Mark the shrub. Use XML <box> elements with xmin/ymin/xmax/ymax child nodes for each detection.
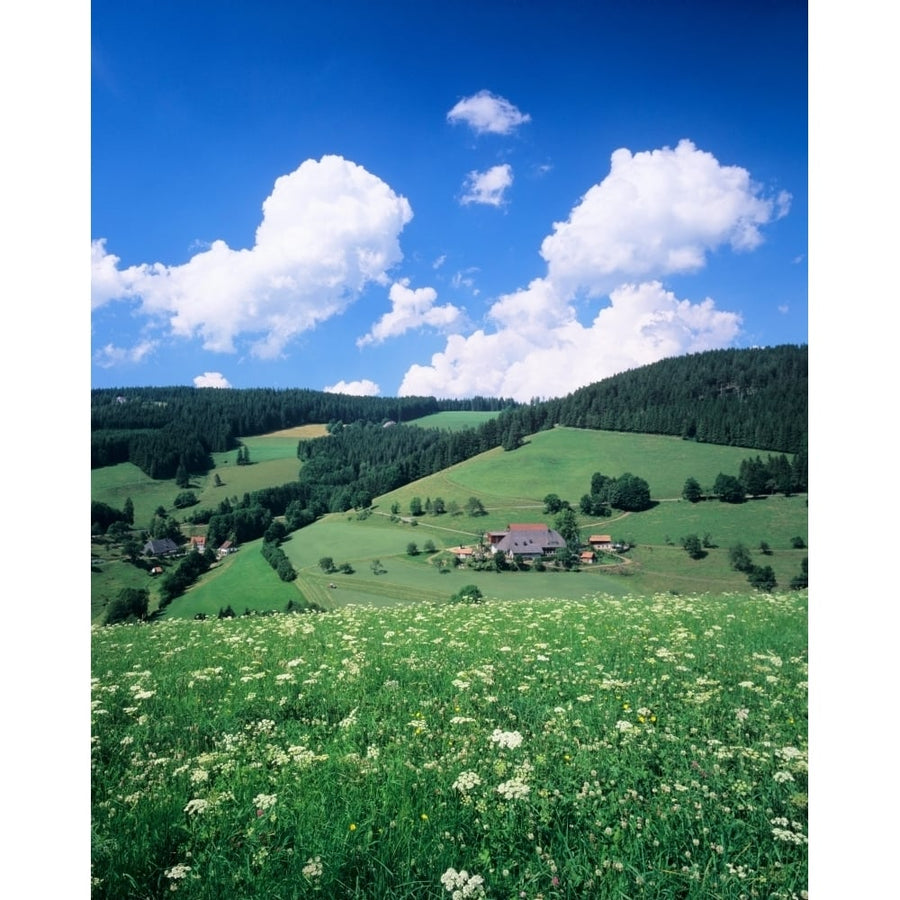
<box><xmin>450</xmin><ymin>584</ymin><xmax>484</xmax><ymax>604</ymax></box>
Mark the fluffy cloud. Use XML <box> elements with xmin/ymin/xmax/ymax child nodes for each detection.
<box><xmin>447</xmin><ymin>90</ymin><xmax>530</xmax><ymax>135</ymax></box>
<box><xmin>324</xmin><ymin>379</ymin><xmax>381</xmax><ymax>396</ymax></box>
<box><xmin>399</xmin><ymin>140</ymin><xmax>784</xmax><ymax>400</ymax></box>
<box><xmin>91</xmin><ymin>155</ymin><xmax>413</xmax><ymax>358</ymax></box>
<box><xmin>193</xmin><ymin>372</ymin><xmax>232</xmax><ymax>388</ymax></box>
<box><xmin>400</xmin><ymin>281</ymin><xmax>741</xmax><ymax>400</ymax></box>
<box><xmin>541</xmin><ymin>139</ymin><xmax>791</xmax><ymax>297</ymax></box>
<box><xmin>460</xmin><ymin>164</ymin><xmax>513</xmax><ymax>207</ymax></box>
<box><xmin>357</xmin><ymin>279</ymin><xmax>465</xmax><ymax>347</ymax></box>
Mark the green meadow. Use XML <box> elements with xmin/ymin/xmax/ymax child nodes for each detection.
<box><xmin>407</xmin><ymin>410</ymin><xmax>502</xmax><ymax>431</ymax></box>
<box><xmin>92</xmin><ymin>421</ymin><xmax>807</xmax><ymax>622</ymax></box>
<box><xmin>92</xmin><ymin>590</ymin><xmax>808</xmax><ymax>899</ymax></box>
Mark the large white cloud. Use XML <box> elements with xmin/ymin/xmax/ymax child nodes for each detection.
<box><xmin>324</xmin><ymin>379</ymin><xmax>381</xmax><ymax>396</ymax></box>
<box><xmin>399</xmin><ymin>140</ymin><xmax>783</xmax><ymax>400</ymax></box>
<box><xmin>357</xmin><ymin>279</ymin><xmax>465</xmax><ymax>347</ymax></box>
<box><xmin>446</xmin><ymin>90</ymin><xmax>531</xmax><ymax>135</ymax></box>
<box><xmin>541</xmin><ymin>139</ymin><xmax>791</xmax><ymax>297</ymax></box>
<box><xmin>400</xmin><ymin>281</ymin><xmax>741</xmax><ymax>400</ymax></box>
<box><xmin>91</xmin><ymin>155</ymin><xmax>413</xmax><ymax>358</ymax></box>
<box><xmin>460</xmin><ymin>164</ymin><xmax>513</xmax><ymax>207</ymax></box>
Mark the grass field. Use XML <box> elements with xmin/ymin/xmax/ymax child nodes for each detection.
<box><xmin>407</xmin><ymin>411</ymin><xmax>502</xmax><ymax>431</ymax></box>
<box><xmin>91</xmin><ymin>589</ymin><xmax>808</xmax><ymax>899</ymax></box>
<box><xmin>92</xmin><ymin>426</ymin><xmax>807</xmax><ymax>622</ymax></box>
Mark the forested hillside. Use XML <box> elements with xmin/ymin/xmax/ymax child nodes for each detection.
<box><xmin>498</xmin><ymin>344</ymin><xmax>807</xmax><ymax>454</ymax></box>
<box><xmin>90</xmin><ymin>387</ymin><xmax>512</xmax><ymax>477</ymax></box>
<box><xmin>91</xmin><ymin>345</ymin><xmax>806</xmax><ymax>485</ymax></box>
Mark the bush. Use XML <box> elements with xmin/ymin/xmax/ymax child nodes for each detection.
<box><xmin>105</xmin><ymin>588</ymin><xmax>149</xmax><ymax>625</ymax></box>
<box><xmin>450</xmin><ymin>584</ymin><xmax>484</xmax><ymax>604</ymax></box>
<box><xmin>728</xmin><ymin>543</ymin><xmax>754</xmax><ymax>573</ymax></box>
<box><xmin>680</xmin><ymin>534</ymin><xmax>704</xmax><ymax>560</ymax></box>
<box><xmin>791</xmin><ymin>536</ymin><xmax>806</xmax><ymax>549</ymax></box>
<box><xmin>173</xmin><ymin>491</ymin><xmax>199</xmax><ymax>510</ymax></box>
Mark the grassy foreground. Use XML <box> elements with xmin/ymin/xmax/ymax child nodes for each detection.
<box><xmin>92</xmin><ymin>591</ymin><xmax>808</xmax><ymax>899</ymax></box>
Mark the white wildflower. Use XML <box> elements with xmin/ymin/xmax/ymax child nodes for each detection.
<box><xmin>253</xmin><ymin>793</ymin><xmax>277</xmax><ymax>811</ymax></box>
<box><xmin>490</xmin><ymin>729</ymin><xmax>523</xmax><ymax>749</ymax></box>
<box><xmin>452</xmin><ymin>771</ymin><xmax>482</xmax><ymax>793</ymax></box>
<box><xmin>183</xmin><ymin>798</ymin><xmax>210</xmax><ymax>816</ymax></box>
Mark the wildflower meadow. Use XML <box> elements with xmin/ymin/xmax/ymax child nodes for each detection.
<box><xmin>91</xmin><ymin>591</ymin><xmax>807</xmax><ymax>899</ymax></box>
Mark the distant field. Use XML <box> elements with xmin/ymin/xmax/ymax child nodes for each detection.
<box><xmin>163</xmin><ymin>542</ymin><xmax>304</xmax><ymax>619</ymax></box>
<box><xmin>408</xmin><ymin>410</ymin><xmax>501</xmax><ymax>430</ymax></box>
<box><xmin>91</xmin><ymin>427</ymin><xmax>320</xmax><ymax>526</ymax></box>
<box><xmin>95</xmin><ymin>425</ymin><xmax>807</xmax><ymax>621</ymax></box>
<box><xmin>375</xmin><ymin>427</ymin><xmax>786</xmax><ymax>515</ymax></box>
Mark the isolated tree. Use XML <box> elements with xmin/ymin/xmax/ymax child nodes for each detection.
<box><xmin>451</xmin><ymin>584</ymin><xmax>483</xmax><ymax>604</ymax></box>
<box><xmin>423</xmin><ymin>539</ymin><xmax>436</xmax><ymax>553</ymax></box>
<box><xmin>105</xmin><ymin>587</ymin><xmax>149</xmax><ymax>625</ymax></box>
<box><xmin>370</xmin><ymin>558</ymin><xmax>385</xmax><ymax>575</ymax></box>
<box><xmin>433</xmin><ymin>497</ymin><xmax>446</xmax><ymax>515</ymax></box>
<box><xmin>543</xmin><ymin>493</ymin><xmax>565</xmax><ymax>514</ymax></box>
<box><xmin>390</xmin><ymin>501</ymin><xmax>400</xmax><ymax>515</ymax></box>
<box><xmin>318</xmin><ymin>556</ymin><xmax>335</xmax><ymax>573</ymax></box>
<box><xmin>682</xmin><ymin>477</ymin><xmax>703</xmax><ymax>503</ymax></box>
<box><xmin>465</xmin><ymin>497</ymin><xmax>486</xmax><ymax>517</ymax></box>
<box><xmin>728</xmin><ymin>543</ymin><xmax>754</xmax><ymax>573</ymax></box>
<box><xmin>213</xmin><ymin>473</ymin><xmax>224</xmax><ymax>487</ymax></box>
<box><xmin>759</xmin><ymin>541</ymin><xmax>772</xmax><ymax>556</ymax></box>
<box><xmin>406</xmin><ymin>542</ymin><xmax>419</xmax><ymax>556</ymax></box>
<box><xmin>791</xmin><ymin>536</ymin><xmax>806</xmax><ymax>549</ymax></box>
<box><xmin>409</xmin><ymin>497</ymin><xmax>423</xmax><ymax>517</ymax></box>
<box><xmin>173</xmin><ymin>490</ymin><xmax>198</xmax><ymax>509</ymax></box>
<box><xmin>748</xmin><ymin>565</ymin><xmax>777</xmax><ymax>592</ymax></box>
<box><xmin>680</xmin><ymin>534</ymin><xmax>704</xmax><ymax>559</ymax></box>
<box><xmin>123</xmin><ymin>497</ymin><xmax>134</xmax><ymax>525</ymax></box>
<box><xmin>175</xmin><ymin>462</ymin><xmax>190</xmax><ymax>488</ymax></box>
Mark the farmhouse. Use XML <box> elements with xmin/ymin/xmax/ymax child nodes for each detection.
<box><xmin>489</xmin><ymin>523</ymin><xmax>566</xmax><ymax>560</ymax></box>
<box><xmin>142</xmin><ymin>538</ymin><xmax>179</xmax><ymax>557</ymax></box>
<box><xmin>216</xmin><ymin>540</ymin><xmax>235</xmax><ymax>559</ymax></box>
<box><xmin>588</xmin><ymin>534</ymin><xmax>613</xmax><ymax>551</ymax></box>
<box><xmin>190</xmin><ymin>536</ymin><xmax>206</xmax><ymax>553</ymax></box>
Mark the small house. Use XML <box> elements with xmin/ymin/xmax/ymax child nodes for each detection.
<box><xmin>190</xmin><ymin>536</ymin><xmax>206</xmax><ymax>553</ymax></box>
<box><xmin>142</xmin><ymin>538</ymin><xmax>179</xmax><ymax>557</ymax></box>
<box><xmin>588</xmin><ymin>534</ymin><xmax>613</xmax><ymax>551</ymax></box>
<box><xmin>580</xmin><ymin>551</ymin><xmax>596</xmax><ymax>564</ymax></box>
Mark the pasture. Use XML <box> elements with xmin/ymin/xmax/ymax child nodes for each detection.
<box><xmin>407</xmin><ymin>410</ymin><xmax>502</xmax><ymax>431</ymax></box>
<box><xmin>91</xmin><ymin>590</ymin><xmax>808</xmax><ymax>899</ymax></box>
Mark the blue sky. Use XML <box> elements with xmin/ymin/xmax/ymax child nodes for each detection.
<box><xmin>91</xmin><ymin>0</ymin><xmax>807</xmax><ymax>400</ymax></box>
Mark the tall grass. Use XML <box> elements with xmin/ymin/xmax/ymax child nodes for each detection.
<box><xmin>92</xmin><ymin>590</ymin><xmax>807</xmax><ymax>899</ymax></box>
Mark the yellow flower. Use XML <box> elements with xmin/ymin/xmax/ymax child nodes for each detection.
<box><xmin>420</xmin><ymin>814</ymin><xmax>429</xmax><ymax>821</ymax></box>
<box><xmin>349</xmin><ymin>823</ymin><xmax>357</xmax><ymax>831</ymax></box>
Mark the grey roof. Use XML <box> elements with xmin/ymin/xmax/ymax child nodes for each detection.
<box><xmin>143</xmin><ymin>538</ymin><xmax>179</xmax><ymax>555</ymax></box>
<box><xmin>493</xmin><ymin>527</ymin><xmax>566</xmax><ymax>556</ymax></box>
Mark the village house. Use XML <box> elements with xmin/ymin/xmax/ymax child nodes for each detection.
<box><xmin>588</xmin><ymin>534</ymin><xmax>613</xmax><ymax>551</ymax></box>
<box><xmin>142</xmin><ymin>537</ymin><xmax>179</xmax><ymax>558</ymax></box>
<box><xmin>488</xmin><ymin>523</ymin><xmax>566</xmax><ymax>560</ymax></box>
<box><xmin>216</xmin><ymin>540</ymin><xmax>235</xmax><ymax>559</ymax></box>
<box><xmin>189</xmin><ymin>535</ymin><xmax>206</xmax><ymax>553</ymax></box>
<box><xmin>580</xmin><ymin>550</ymin><xmax>596</xmax><ymax>565</ymax></box>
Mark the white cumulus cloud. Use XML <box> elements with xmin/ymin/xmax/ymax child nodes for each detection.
<box><xmin>357</xmin><ymin>279</ymin><xmax>465</xmax><ymax>347</ymax></box>
<box><xmin>460</xmin><ymin>164</ymin><xmax>513</xmax><ymax>207</ymax></box>
<box><xmin>446</xmin><ymin>89</ymin><xmax>531</xmax><ymax>135</ymax></box>
<box><xmin>193</xmin><ymin>372</ymin><xmax>232</xmax><ymax>388</ymax></box>
<box><xmin>91</xmin><ymin>155</ymin><xmax>413</xmax><ymax>359</ymax></box>
<box><xmin>324</xmin><ymin>379</ymin><xmax>381</xmax><ymax>396</ymax></box>
<box><xmin>541</xmin><ymin>139</ymin><xmax>790</xmax><ymax>297</ymax></box>
<box><xmin>399</xmin><ymin>281</ymin><xmax>741</xmax><ymax>400</ymax></box>
<box><xmin>399</xmin><ymin>140</ymin><xmax>784</xmax><ymax>400</ymax></box>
